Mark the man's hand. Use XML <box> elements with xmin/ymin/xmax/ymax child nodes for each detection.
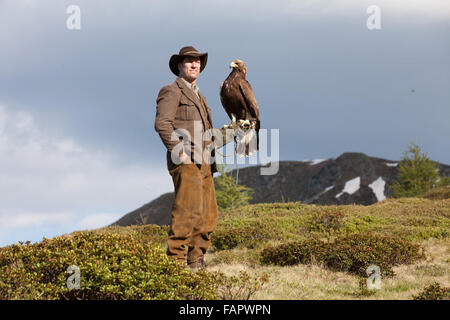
<box><xmin>212</xmin><ymin>118</ymin><xmax>254</xmax><ymax>149</ymax></box>
<box><xmin>223</xmin><ymin>119</ymin><xmax>251</xmax><ymax>131</ymax></box>
<box><xmin>223</xmin><ymin>122</ymin><xmax>240</xmax><ymax>130</ymax></box>
<box><xmin>237</xmin><ymin>119</ymin><xmax>251</xmax><ymax>130</ymax></box>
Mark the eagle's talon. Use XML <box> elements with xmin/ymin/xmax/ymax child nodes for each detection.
<box><xmin>236</xmin><ymin>119</ymin><xmax>251</xmax><ymax>130</ymax></box>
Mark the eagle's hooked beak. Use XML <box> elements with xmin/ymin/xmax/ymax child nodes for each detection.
<box><xmin>230</xmin><ymin>61</ymin><xmax>238</xmax><ymax>69</ymax></box>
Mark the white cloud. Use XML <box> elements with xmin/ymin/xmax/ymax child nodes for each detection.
<box><xmin>0</xmin><ymin>103</ymin><xmax>172</xmax><ymax>246</ymax></box>
<box><xmin>74</xmin><ymin>213</ymin><xmax>123</xmax><ymax>231</ymax></box>
<box><xmin>0</xmin><ymin>212</ymin><xmax>74</xmax><ymax>229</ymax></box>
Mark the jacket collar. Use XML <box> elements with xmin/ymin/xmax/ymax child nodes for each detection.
<box><xmin>175</xmin><ymin>77</ymin><xmax>212</xmax><ymax>126</ymax></box>
<box><xmin>180</xmin><ymin>77</ymin><xmax>200</xmax><ymax>97</ymax></box>
<box><xmin>175</xmin><ymin>77</ymin><xmax>202</xmax><ymax>106</ymax></box>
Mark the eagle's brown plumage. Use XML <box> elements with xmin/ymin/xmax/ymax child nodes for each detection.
<box><xmin>220</xmin><ymin>59</ymin><xmax>260</xmax><ymax>156</ymax></box>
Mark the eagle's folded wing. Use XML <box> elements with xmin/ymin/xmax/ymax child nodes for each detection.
<box><xmin>239</xmin><ymin>80</ymin><xmax>260</xmax><ymax>120</ymax></box>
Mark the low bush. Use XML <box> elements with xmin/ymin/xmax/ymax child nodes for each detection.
<box><xmin>134</xmin><ymin>224</ymin><xmax>169</xmax><ymax>243</ymax></box>
<box><xmin>212</xmin><ymin>226</ymin><xmax>273</xmax><ymax>250</ymax></box>
<box><xmin>309</xmin><ymin>207</ymin><xmax>346</xmax><ymax>233</ymax></box>
<box><xmin>0</xmin><ymin>232</ymin><xmax>219</xmax><ymax>300</ymax></box>
<box><xmin>260</xmin><ymin>233</ymin><xmax>425</xmax><ymax>277</ymax></box>
<box><xmin>412</xmin><ymin>282</ymin><xmax>449</xmax><ymax>300</ymax></box>
<box><xmin>94</xmin><ymin>224</ymin><xmax>169</xmax><ymax>245</ymax></box>
<box><xmin>421</xmin><ymin>185</ymin><xmax>450</xmax><ymax>200</ymax></box>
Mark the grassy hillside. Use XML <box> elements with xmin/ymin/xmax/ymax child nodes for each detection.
<box><xmin>1</xmin><ymin>188</ymin><xmax>449</xmax><ymax>299</ymax></box>
<box><xmin>206</xmin><ymin>196</ymin><xmax>449</xmax><ymax>299</ymax></box>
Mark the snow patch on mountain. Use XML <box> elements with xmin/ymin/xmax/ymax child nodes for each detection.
<box><xmin>336</xmin><ymin>177</ymin><xmax>360</xmax><ymax>198</ymax></box>
<box><xmin>304</xmin><ymin>159</ymin><xmax>327</xmax><ymax>165</ymax></box>
<box><xmin>368</xmin><ymin>176</ymin><xmax>386</xmax><ymax>201</ymax></box>
<box><xmin>385</xmin><ymin>162</ymin><xmax>398</xmax><ymax>167</ymax></box>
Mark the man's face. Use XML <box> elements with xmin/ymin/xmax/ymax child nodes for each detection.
<box><xmin>178</xmin><ymin>56</ymin><xmax>201</xmax><ymax>82</ymax></box>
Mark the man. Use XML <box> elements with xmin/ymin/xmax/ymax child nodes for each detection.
<box><xmin>154</xmin><ymin>46</ymin><xmax>237</xmax><ymax>271</ymax></box>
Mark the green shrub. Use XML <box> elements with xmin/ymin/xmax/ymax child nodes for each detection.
<box><xmin>260</xmin><ymin>234</ymin><xmax>425</xmax><ymax>277</ymax></box>
<box><xmin>212</xmin><ymin>226</ymin><xmax>272</xmax><ymax>250</ymax></box>
<box><xmin>412</xmin><ymin>282</ymin><xmax>449</xmax><ymax>300</ymax></box>
<box><xmin>94</xmin><ymin>225</ymin><xmax>169</xmax><ymax>245</ymax></box>
<box><xmin>421</xmin><ymin>185</ymin><xmax>450</xmax><ymax>200</ymax></box>
<box><xmin>260</xmin><ymin>236</ymin><xmax>326</xmax><ymax>267</ymax></box>
<box><xmin>130</xmin><ymin>224</ymin><xmax>169</xmax><ymax>244</ymax></box>
<box><xmin>437</xmin><ymin>176</ymin><xmax>450</xmax><ymax>187</ymax></box>
<box><xmin>214</xmin><ymin>164</ymin><xmax>254</xmax><ymax>210</ymax></box>
<box><xmin>0</xmin><ymin>232</ymin><xmax>220</xmax><ymax>300</ymax></box>
<box><xmin>309</xmin><ymin>207</ymin><xmax>346</xmax><ymax>233</ymax></box>
<box><xmin>391</xmin><ymin>142</ymin><xmax>439</xmax><ymax>198</ymax></box>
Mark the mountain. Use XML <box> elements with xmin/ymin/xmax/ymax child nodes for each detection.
<box><xmin>111</xmin><ymin>152</ymin><xmax>450</xmax><ymax>227</ymax></box>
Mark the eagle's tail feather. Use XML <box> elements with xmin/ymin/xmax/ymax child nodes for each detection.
<box><xmin>234</xmin><ymin>127</ymin><xmax>258</xmax><ymax>157</ymax></box>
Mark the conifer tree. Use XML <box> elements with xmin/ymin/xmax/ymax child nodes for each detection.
<box><xmin>391</xmin><ymin>142</ymin><xmax>439</xmax><ymax>198</ymax></box>
<box><xmin>214</xmin><ymin>164</ymin><xmax>254</xmax><ymax>210</ymax></box>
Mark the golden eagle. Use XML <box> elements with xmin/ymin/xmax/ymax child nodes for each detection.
<box><xmin>220</xmin><ymin>59</ymin><xmax>260</xmax><ymax>156</ymax></box>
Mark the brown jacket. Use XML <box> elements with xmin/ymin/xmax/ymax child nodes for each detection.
<box><xmin>155</xmin><ymin>77</ymin><xmax>218</xmax><ymax>174</ymax></box>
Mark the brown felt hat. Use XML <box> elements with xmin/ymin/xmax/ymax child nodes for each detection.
<box><xmin>169</xmin><ymin>46</ymin><xmax>208</xmax><ymax>76</ymax></box>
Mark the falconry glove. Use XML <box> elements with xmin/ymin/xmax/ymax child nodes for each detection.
<box><xmin>211</xmin><ymin>127</ymin><xmax>237</xmax><ymax>149</ymax></box>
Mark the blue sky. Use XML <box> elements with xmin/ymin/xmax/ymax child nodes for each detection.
<box><xmin>0</xmin><ymin>0</ymin><xmax>449</xmax><ymax>246</ymax></box>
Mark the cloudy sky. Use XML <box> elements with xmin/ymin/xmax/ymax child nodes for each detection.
<box><xmin>0</xmin><ymin>0</ymin><xmax>449</xmax><ymax>246</ymax></box>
